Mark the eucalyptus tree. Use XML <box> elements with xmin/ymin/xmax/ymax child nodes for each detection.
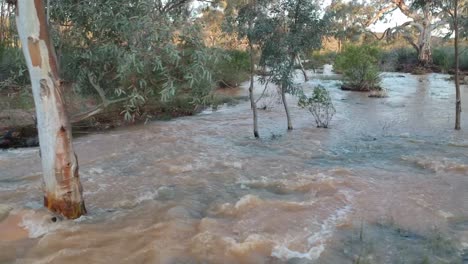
<box><xmin>325</xmin><ymin>0</ymin><xmax>372</xmax><ymax>51</ymax></box>
<box><xmin>366</xmin><ymin>0</ymin><xmax>450</xmax><ymax>66</ymax></box>
<box><xmin>50</xmin><ymin>0</ymin><xmax>218</xmax><ymax>121</ymax></box>
<box><xmin>225</xmin><ymin>0</ymin><xmax>274</xmax><ymax>138</ymax></box>
<box><xmin>11</xmin><ymin>0</ymin><xmax>86</xmax><ymax>219</ymax></box>
<box><xmin>260</xmin><ymin>0</ymin><xmax>327</xmax><ymax>130</ymax></box>
<box><xmin>436</xmin><ymin>0</ymin><xmax>468</xmax><ymax>130</ymax></box>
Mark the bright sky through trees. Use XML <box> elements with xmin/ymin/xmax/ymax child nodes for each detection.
<box><xmin>321</xmin><ymin>0</ymin><xmax>409</xmax><ymax>32</ymax></box>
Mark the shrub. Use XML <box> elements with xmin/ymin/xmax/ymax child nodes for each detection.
<box><xmin>303</xmin><ymin>51</ymin><xmax>337</xmax><ymax>71</ymax></box>
<box><xmin>460</xmin><ymin>48</ymin><xmax>468</xmax><ymax>71</ymax></box>
<box><xmin>395</xmin><ymin>47</ymin><xmax>418</xmax><ymax>66</ymax></box>
<box><xmin>49</xmin><ymin>1</ymin><xmax>220</xmax><ymax>121</ymax></box>
<box><xmin>298</xmin><ymin>85</ymin><xmax>336</xmax><ymax>128</ymax></box>
<box><xmin>0</xmin><ymin>47</ymin><xmax>29</xmax><ymax>90</ymax></box>
<box><xmin>378</xmin><ymin>49</ymin><xmax>398</xmax><ymax>72</ymax></box>
<box><xmin>213</xmin><ymin>49</ymin><xmax>250</xmax><ymax>88</ymax></box>
<box><xmin>432</xmin><ymin>47</ymin><xmax>453</xmax><ymax>73</ymax></box>
<box><xmin>334</xmin><ymin>44</ymin><xmax>381</xmax><ymax>91</ymax></box>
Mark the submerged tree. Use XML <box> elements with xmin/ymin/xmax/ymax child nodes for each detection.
<box><xmin>260</xmin><ymin>0</ymin><xmax>327</xmax><ymax>130</ymax></box>
<box><xmin>226</xmin><ymin>0</ymin><xmax>273</xmax><ymax>138</ymax></box>
<box><xmin>438</xmin><ymin>0</ymin><xmax>468</xmax><ymax>130</ymax></box>
<box><xmin>334</xmin><ymin>44</ymin><xmax>381</xmax><ymax>91</ymax></box>
<box><xmin>13</xmin><ymin>0</ymin><xmax>86</xmax><ymax>219</ymax></box>
<box><xmin>452</xmin><ymin>0</ymin><xmax>462</xmax><ymax>130</ymax></box>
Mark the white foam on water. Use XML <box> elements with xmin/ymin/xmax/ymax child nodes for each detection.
<box><xmin>222</xmin><ymin>161</ymin><xmax>243</xmax><ymax>169</ymax></box>
<box><xmin>234</xmin><ymin>195</ymin><xmax>261</xmax><ymax>210</ymax></box>
<box><xmin>89</xmin><ymin>167</ymin><xmax>104</xmax><ymax>174</ymax></box>
<box><xmin>402</xmin><ymin>155</ymin><xmax>468</xmax><ymax>174</ymax></box>
<box><xmin>20</xmin><ymin>211</ymin><xmax>62</xmax><ymax>238</ymax></box>
<box><xmin>73</xmin><ymin>214</ymin><xmax>94</xmax><ymax>223</ymax></box>
<box><xmin>272</xmin><ymin>244</ymin><xmax>324</xmax><ymax>261</ymax></box>
<box><xmin>271</xmin><ymin>203</ymin><xmax>353</xmax><ymax>261</ymax></box>
<box><xmin>135</xmin><ymin>191</ymin><xmax>158</xmax><ymax>204</ymax></box>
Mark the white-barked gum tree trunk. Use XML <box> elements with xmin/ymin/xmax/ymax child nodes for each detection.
<box><xmin>15</xmin><ymin>0</ymin><xmax>86</xmax><ymax>219</ymax></box>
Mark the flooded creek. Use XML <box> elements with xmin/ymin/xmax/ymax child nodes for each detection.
<box><xmin>1</xmin><ymin>70</ymin><xmax>468</xmax><ymax>263</ymax></box>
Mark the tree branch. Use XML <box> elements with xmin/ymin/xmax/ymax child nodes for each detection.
<box><xmin>365</xmin><ymin>4</ymin><xmax>397</xmax><ymax>27</ymax></box>
<box><xmin>392</xmin><ymin>0</ymin><xmax>421</xmax><ymax>20</ymax></box>
<box><xmin>71</xmin><ymin>73</ymin><xmax>128</xmax><ymax>122</ymax></box>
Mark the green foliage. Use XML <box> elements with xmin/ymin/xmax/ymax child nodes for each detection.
<box><xmin>304</xmin><ymin>51</ymin><xmax>337</xmax><ymax>70</ymax></box>
<box><xmin>259</xmin><ymin>0</ymin><xmax>328</xmax><ymax>93</ymax></box>
<box><xmin>0</xmin><ymin>47</ymin><xmax>28</xmax><ymax>90</ymax></box>
<box><xmin>335</xmin><ymin>44</ymin><xmax>381</xmax><ymax>90</ymax></box>
<box><xmin>432</xmin><ymin>46</ymin><xmax>468</xmax><ymax>72</ymax></box>
<box><xmin>396</xmin><ymin>48</ymin><xmax>418</xmax><ymax>65</ymax></box>
<box><xmin>213</xmin><ymin>49</ymin><xmax>250</xmax><ymax>87</ymax></box>
<box><xmin>51</xmin><ymin>0</ymin><xmax>219</xmax><ymax>121</ymax></box>
<box><xmin>298</xmin><ymin>85</ymin><xmax>336</xmax><ymax>128</ymax></box>
<box><xmin>432</xmin><ymin>47</ymin><xmax>453</xmax><ymax>72</ymax></box>
<box><xmin>324</xmin><ymin>0</ymin><xmax>373</xmax><ymax>45</ymax></box>
<box><xmin>378</xmin><ymin>48</ymin><xmax>417</xmax><ymax>72</ymax></box>
<box><xmin>226</xmin><ymin>0</ymin><xmax>275</xmax><ymax>46</ymax></box>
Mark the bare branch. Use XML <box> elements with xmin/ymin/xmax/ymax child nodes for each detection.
<box><xmin>431</xmin><ymin>19</ymin><xmax>449</xmax><ymax>30</ymax></box>
<box><xmin>70</xmin><ymin>74</ymin><xmax>129</xmax><ymax>122</ymax></box>
<box><xmin>365</xmin><ymin>4</ymin><xmax>397</xmax><ymax>27</ymax></box>
<box><xmin>71</xmin><ymin>104</ymin><xmax>105</xmax><ymax>123</ymax></box>
<box><xmin>392</xmin><ymin>0</ymin><xmax>421</xmax><ymax>20</ymax></box>
<box><xmin>88</xmin><ymin>73</ymin><xmax>110</xmax><ymax>106</ymax></box>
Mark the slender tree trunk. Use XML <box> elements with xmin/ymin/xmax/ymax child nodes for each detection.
<box><xmin>15</xmin><ymin>0</ymin><xmax>86</xmax><ymax>219</ymax></box>
<box><xmin>281</xmin><ymin>53</ymin><xmax>296</xmax><ymax>131</ymax></box>
<box><xmin>297</xmin><ymin>54</ymin><xmax>308</xmax><ymax>82</ymax></box>
<box><xmin>281</xmin><ymin>82</ymin><xmax>293</xmax><ymax>130</ymax></box>
<box><xmin>454</xmin><ymin>0</ymin><xmax>461</xmax><ymax>130</ymax></box>
<box><xmin>248</xmin><ymin>42</ymin><xmax>259</xmax><ymax>138</ymax></box>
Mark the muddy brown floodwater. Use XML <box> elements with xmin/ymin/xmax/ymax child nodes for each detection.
<box><xmin>1</xmin><ymin>69</ymin><xmax>468</xmax><ymax>264</ymax></box>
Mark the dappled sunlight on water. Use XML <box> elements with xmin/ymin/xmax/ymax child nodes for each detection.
<box><xmin>1</xmin><ymin>69</ymin><xmax>468</xmax><ymax>263</ymax></box>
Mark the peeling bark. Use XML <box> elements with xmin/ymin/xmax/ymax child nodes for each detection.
<box><xmin>369</xmin><ymin>0</ymin><xmax>444</xmax><ymax>65</ymax></box>
<box><xmin>15</xmin><ymin>0</ymin><xmax>86</xmax><ymax>219</ymax></box>
<box><xmin>418</xmin><ymin>19</ymin><xmax>433</xmax><ymax>65</ymax></box>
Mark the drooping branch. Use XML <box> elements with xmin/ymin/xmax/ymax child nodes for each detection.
<box><xmin>365</xmin><ymin>27</ymin><xmax>392</xmax><ymax>41</ymax></box>
<box><xmin>367</xmin><ymin>20</ymin><xmax>420</xmax><ymax>50</ymax></box>
<box><xmin>71</xmin><ymin>73</ymin><xmax>128</xmax><ymax>122</ymax></box>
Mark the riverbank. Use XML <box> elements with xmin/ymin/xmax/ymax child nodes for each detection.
<box><xmin>0</xmin><ymin>87</ymin><xmax>249</xmax><ymax>149</ymax></box>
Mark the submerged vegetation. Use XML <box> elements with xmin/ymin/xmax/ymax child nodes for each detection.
<box><xmin>1</xmin><ymin>0</ymin><xmax>468</xmax><ymax>261</ymax></box>
<box><xmin>335</xmin><ymin>44</ymin><xmax>381</xmax><ymax>91</ymax></box>
<box><xmin>331</xmin><ymin>221</ymin><xmax>463</xmax><ymax>264</ymax></box>
<box><xmin>298</xmin><ymin>85</ymin><xmax>336</xmax><ymax>128</ymax></box>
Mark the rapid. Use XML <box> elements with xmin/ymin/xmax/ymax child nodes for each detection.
<box><xmin>1</xmin><ymin>68</ymin><xmax>468</xmax><ymax>263</ymax></box>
